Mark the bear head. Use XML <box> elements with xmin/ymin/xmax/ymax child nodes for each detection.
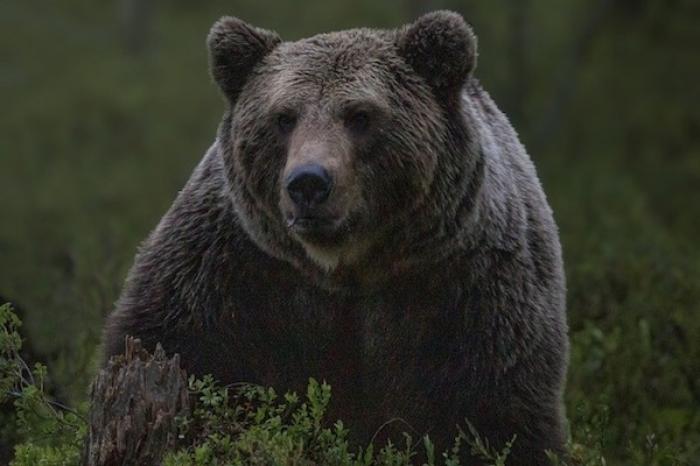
<box><xmin>208</xmin><ymin>11</ymin><xmax>482</xmax><ymax>289</ymax></box>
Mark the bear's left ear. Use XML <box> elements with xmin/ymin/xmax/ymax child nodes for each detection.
<box><xmin>397</xmin><ymin>10</ymin><xmax>477</xmax><ymax>97</ymax></box>
<box><xmin>207</xmin><ymin>16</ymin><xmax>281</xmax><ymax>103</ymax></box>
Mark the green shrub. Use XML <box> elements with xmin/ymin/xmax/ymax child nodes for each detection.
<box><xmin>1</xmin><ymin>303</ymin><xmax>86</xmax><ymax>466</ymax></box>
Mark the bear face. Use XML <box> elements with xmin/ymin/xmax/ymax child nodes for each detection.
<box><xmin>209</xmin><ymin>12</ymin><xmax>481</xmax><ymax>286</ymax></box>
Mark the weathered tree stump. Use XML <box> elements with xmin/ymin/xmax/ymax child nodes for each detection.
<box><xmin>82</xmin><ymin>337</ymin><xmax>190</xmax><ymax>466</ymax></box>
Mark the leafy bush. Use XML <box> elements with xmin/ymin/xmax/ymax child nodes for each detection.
<box><xmin>164</xmin><ymin>376</ymin><xmax>517</xmax><ymax>466</ymax></box>
<box><xmin>1</xmin><ymin>303</ymin><xmax>86</xmax><ymax>466</ymax></box>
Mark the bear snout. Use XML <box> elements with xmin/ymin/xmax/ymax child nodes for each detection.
<box><xmin>285</xmin><ymin>163</ymin><xmax>333</xmax><ymax>209</ymax></box>
<box><xmin>282</xmin><ymin>163</ymin><xmax>347</xmax><ymax>244</ymax></box>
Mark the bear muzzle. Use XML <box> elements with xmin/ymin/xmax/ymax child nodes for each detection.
<box><xmin>285</xmin><ymin>163</ymin><xmax>333</xmax><ymax>209</ymax></box>
<box><xmin>282</xmin><ymin>163</ymin><xmax>343</xmax><ymax>243</ymax></box>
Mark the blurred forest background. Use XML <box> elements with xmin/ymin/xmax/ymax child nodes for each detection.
<box><xmin>1</xmin><ymin>0</ymin><xmax>699</xmax><ymax>463</ymax></box>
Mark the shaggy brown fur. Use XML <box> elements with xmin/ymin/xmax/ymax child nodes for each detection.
<box><xmin>104</xmin><ymin>11</ymin><xmax>568</xmax><ymax>464</ymax></box>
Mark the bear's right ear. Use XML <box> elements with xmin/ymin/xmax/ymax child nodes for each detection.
<box><xmin>207</xmin><ymin>16</ymin><xmax>281</xmax><ymax>102</ymax></box>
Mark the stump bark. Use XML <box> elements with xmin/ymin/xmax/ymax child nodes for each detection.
<box><xmin>82</xmin><ymin>337</ymin><xmax>190</xmax><ymax>466</ymax></box>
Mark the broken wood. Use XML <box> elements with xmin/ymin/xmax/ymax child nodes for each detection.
<box><xmin>82</xmin><ymin>337</ymin><xmax>189</xmax><ymax>466</ymax></box>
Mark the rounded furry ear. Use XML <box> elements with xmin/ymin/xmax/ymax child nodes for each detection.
<box><xmin>207</xmin><ymin>16</ymin><xmax>281</xmax><ymax>102</ymax></box>
<box><xmin>397</xmin><ymin>10</ymin><xmax>477</xmax><ymax>95</ymax></box>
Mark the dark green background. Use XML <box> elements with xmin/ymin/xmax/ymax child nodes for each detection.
<box><xmin>1</xmin><ymin>0</ymin><xmax>698</xmax><ymax>462</ymax></box>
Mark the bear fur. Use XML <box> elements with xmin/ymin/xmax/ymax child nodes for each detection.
<box><xmin>104</xmin><ymin>11</ymin><xmax>569</xmax><ymax>464</ymax></box>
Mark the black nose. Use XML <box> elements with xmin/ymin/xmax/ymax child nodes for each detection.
<box><xmin>285</xmin><ymin>164</ymin><xmax>332</xmax><ymax>208</ymax></box>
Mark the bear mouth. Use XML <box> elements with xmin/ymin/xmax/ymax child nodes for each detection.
<box><xmin>288</xmin><ymin>215</ymin><xmax>335</xmax><ymax>233</ymax></box>
<box><xmin>287</xmin><ymin>215</ymin><xmax>346</xmax><ymax>245</ymax></box>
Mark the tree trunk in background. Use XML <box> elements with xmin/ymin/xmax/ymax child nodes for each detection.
<box><xmin>120</xmin><ymin>0</ymin><xmax>155</xmax><ymax>55</ymax></box>
<box><xmin>533</xmin><ymin>0</ymin><xmax>614</xmax><ymax>152</ymax></box>
<box><xmin>82</xmin><ymin>338</ymin><xmax>189</xmax><ymax>466</ymax></box>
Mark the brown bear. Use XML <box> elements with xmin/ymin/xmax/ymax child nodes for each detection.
<box><xmin>104</xmin><ymin>11</ymin><xmax>568</xmax><ymax>464</ymax></box>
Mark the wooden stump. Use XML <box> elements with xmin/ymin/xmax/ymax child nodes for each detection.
<box><xmin>82</xmin><ymin>337</ymin><xmax>190</xmax><ymax>466</ymax></box>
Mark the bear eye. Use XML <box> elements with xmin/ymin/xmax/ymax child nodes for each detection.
<box><xmin>276</xmin><ymin>113</ymin><xmax>297</xmax><ymax>134</ymax></box>
<box><xmin>345</xmin><ymin>110</ymin><xmax>371</xmax><ymax>133</ymax></box>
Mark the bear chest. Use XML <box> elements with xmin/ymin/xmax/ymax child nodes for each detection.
<box><xmin>232</xmin><ymin>279</ymin><xmax>472</xmax><ymax>398</ymax></box>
